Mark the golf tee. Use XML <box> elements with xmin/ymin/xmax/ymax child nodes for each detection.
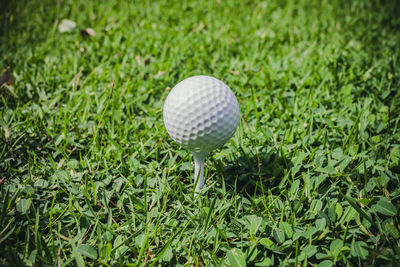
<box><xmin>192</xmin><ymin>151</ymin><xmax>208</xmax><ymax>194</ymax></box>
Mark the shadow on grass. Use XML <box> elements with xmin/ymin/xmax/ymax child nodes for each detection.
<box><xmin>0</xmin><ymin>119</ymin><xmax>83</xmax><ymax>182</ymax></box>
<box><xmin>213</xmin><ymin>147</ymin><xmax>290</xmax><ymax>196</ymax></box>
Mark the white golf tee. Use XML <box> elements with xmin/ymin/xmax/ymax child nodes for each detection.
<box><xmin>193</xmin><ymin>151</ymin><xmax>208</xmax><ymax>194</ymax></box>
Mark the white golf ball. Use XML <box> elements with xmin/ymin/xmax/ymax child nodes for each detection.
<box><xmin>163</xmin><ymin>75</ymin><xmax>240</xmax><ymax>153</ymax></box>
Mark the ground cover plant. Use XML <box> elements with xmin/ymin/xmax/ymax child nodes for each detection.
<box><xmin>1</xmin><ymin>0</ymin><xmax>399</xmax><ymax>266</ymax></box>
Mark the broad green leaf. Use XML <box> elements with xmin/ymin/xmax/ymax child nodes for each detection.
<box><xmin>99</xmin><ymin>243</ymin><xmax>112</xmax><ymax>260</ymax></box>
<box><xmin>247</xmin><ymin>245</ymin><xmax>259</xmax><ymax>262</ymax></box>
<box><xmin>162</xmin><ymin>246</ymin><xmax>173</xmax><ymax>262</ymax></box>
<box><xmin>178</xmin><ymin>162</ymin><xmax>192</xmax><ymax>171</ymax></box>
<box><xmin>315</xmin><ymin>218</ymin><xmax>326</xmax><ymax>231</ymax></box>
<box><xmin>116</xmin><ymin>246</ymin><xmax>129</xmax><ymax>258</ymax></box>
<box><xmin>311</xmin><ymin>199</ymin><xmax>323</xmax><ymax>214</ymax></box>
<box><xmin>316</xmin><ymin>253</ymin><xmax>329</xmax><ymax>260</ymax></box>
<box><xmin>103</xmin><ymin>231</ymin><xmax>113</xmax><ymax>242</ymax></box>
<box><xmin>390</xmin><ymin>146</ymin><xmax>400</xmax><ymax>166</ymax></box>
<box><xmin>54</xmin><ymin>133</ymin><xmax>65</xmax><ymax>146</ymax></box>
<box><xmin>317</xmin><ymin>165</ymin><xmax>336</xmax><ymax>174</ymax></box>
<box><xmin>114</xmin><ymin>235</ymin><xmax>123</xmax><ymax>248</ymax></box>
<box><xmin>279</xmin><ymin>222</ymin><xmax>293</xmax><ymax>238</ymax></box>
<box><xmin>135</xmin><ymin>233</ymin><xmax>145</xmax><ymax>248</ymax></box>
<box><xmin>67</xmin><ymin>159</ymin><xmax>80</xmax><ymax>169</ymax></box>
<box><xmin>364</xmin><ymin>178</ymin><xmax>376</xmax><ymax>192</ymax></box>
<box><xmin>290</xmin><ymin>179</ymin><xmax>300</xmax><ymax>197</ymax></box>
<box><xmin>382</xmin><ymin>219</ymin><xmax>400</xmax><ymax>239</ymax></box>
<box><xmin>349</xmin><ymin>144</ymin><xmax>359</xmax><ymax>156</ymax></box>
<box><xmin>130</xmin><ymin>157</ymin><xmax>140</xmax><ymax>169</ymax></box>
<box><xmin>338</xmin><ymin>157</ymin><xmax>351</xmax><ymax>172</ymax></box>
<box><xmin>351</xmin><ymin>241</ymin><xmax>368</xmax><ymax>259</ymax></box>
<box><xmin>330</xmin><ymin>239</ymin><xmax>343</xmax><ymax>256</ymax></box>
<box><xmin>358</xmin><ymin>198</ymin><xmax>371</xmax><ymax>206</ymax></box>
<box><xmin>314</xmin><ymin>152</ymin><xmax>325</xmax><ymax>167</ymax></box>
<box><xmin>16</xmin><ymin>199</ymin><xmax>31</xmax><ymax>214</ymax></box>
<box><xmin>255</xmin><ymin>257</ymin><xmax>272</xmax><ymax>266</ymax></box>
<box><xmin>375</xmin><ymin>199</ymin><xmax>397</xmax><ymax>216</ymax></box>
<box><xmin>77</xmin><ymin>244</ymin><xmax>97</xmax><ymax>259</ymax></box>
<box><xmin>72</xmin><ymin>245</ymin><xmax>85</xmax><ymax>267</ymax></box>
<box><xmin>291</xmin><ymin>164</ymin><xmax>301</xmax><ymax>178</ymax></box>
<box><xmin>27</xmin><ymin>250</ymin><xmax>37</xmax><ymax>265</ymax></box>
<box><xmin>328</xmin><ymin>206</ymin><xmax>336</xmax><ymax>222</ymax></box>
<box><xmin>332</xmin><ymin>148</ymin><xmax>344</xmax><ymax>160</ymax></box>
<box><xmin>302</xmin><ymin>172</ymin><xmax>311</xmax><ymax>198</ymax></box>
<box><xmin>298</xmin><ymin>245</ymin><xmax>317</xmax><ymax>260</ymax></box>
<box><xmin>341</xmin><ymin>84</ymin><xmax>352</xmax><ymax>95</ymax></box>
<box><xmin>341</xmin><ymin>194</ymin><xmax>375</xmax><ymax>227</ymax></box>
<box><xmin>259</xmin><ymin>238</ymin><xmax>275</xmax><ymax>250</ymax></box>
<box><xmin>272</xmin><ymin>228</ymin><xmax>285</xmax><ymax>244</ymax></box>
<box><xmin>34</xmin><ymin>179</ymin><xmax>48</xmax><ymax>188</ymax></box>
<box><xmin>314</xmin><ymin>174</ymin><xmax>328</xmax><ymax>190</ymax></box>
<box><xmin>377</xmin><ymin>173</ymin><xmax>389</xmax><ymax>187</ymax></box>
<box><xmin>318</xmin><ymin>260</ymin><xmax>333</xmax><ymax>267</ymax></box>
<box><xmin>249</xmin><ymin>216</ymin><xmax>263</xmax><ymax>236</ymax></box>
<box><xmin>55</xmin><ymin>170</ymin><xmax>69</xmax><ymax>182</ymax></box>
<box><xmin>227</xmin><ymin>248</ymin><xmax>246</xmax><ymax>267</ymax></box>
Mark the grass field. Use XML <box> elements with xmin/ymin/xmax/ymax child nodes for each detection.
<box><xmin>1</xmin><ymin>0</ymin><xmax>400</xmax><ymax>266</ymax></box>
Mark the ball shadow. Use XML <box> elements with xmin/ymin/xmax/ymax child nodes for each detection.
<box><xmin>213</xmin><ymin>147</ymin><xmax>292</xmax><ymax>196</ymax></box>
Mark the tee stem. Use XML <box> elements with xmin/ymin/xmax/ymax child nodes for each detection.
<box><xmin>192</xmin><ymin>151</ymin><xmax>208</xmax><ymax>195</ymax></box>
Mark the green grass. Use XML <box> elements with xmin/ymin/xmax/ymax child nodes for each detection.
<box><xmin>1</xmin><ymin>0</ymin><xmax>400</xmax><ymax>266</ymax></box>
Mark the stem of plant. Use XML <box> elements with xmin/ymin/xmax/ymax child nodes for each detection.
<box><xmin>193</xmin><ymin>151</ymin><xmax>208</xmax><ymax>195</ymax></box>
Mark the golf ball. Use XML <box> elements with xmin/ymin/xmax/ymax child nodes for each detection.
<box><xmin>163</xmin><ymin>75</ymin><xmax>240</xmax><ymax>153</ymax></box>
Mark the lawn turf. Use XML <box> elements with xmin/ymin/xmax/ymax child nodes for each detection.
<box><xmin>1</xmin><ymin>0</ymin><xmax>400</xmax><ymax>266</ymax></box>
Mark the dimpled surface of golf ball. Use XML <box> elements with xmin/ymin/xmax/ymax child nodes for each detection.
<box><xmin>163</xmin><ymin>75</ymin><xmax>240</xmax><ymax>153</ymax></box>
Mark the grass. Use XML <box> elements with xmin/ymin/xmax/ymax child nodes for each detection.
<box><xmin>1</xmin><ymin>0</ymin><xmax>400</xmax><ymax>266</ymax></box>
